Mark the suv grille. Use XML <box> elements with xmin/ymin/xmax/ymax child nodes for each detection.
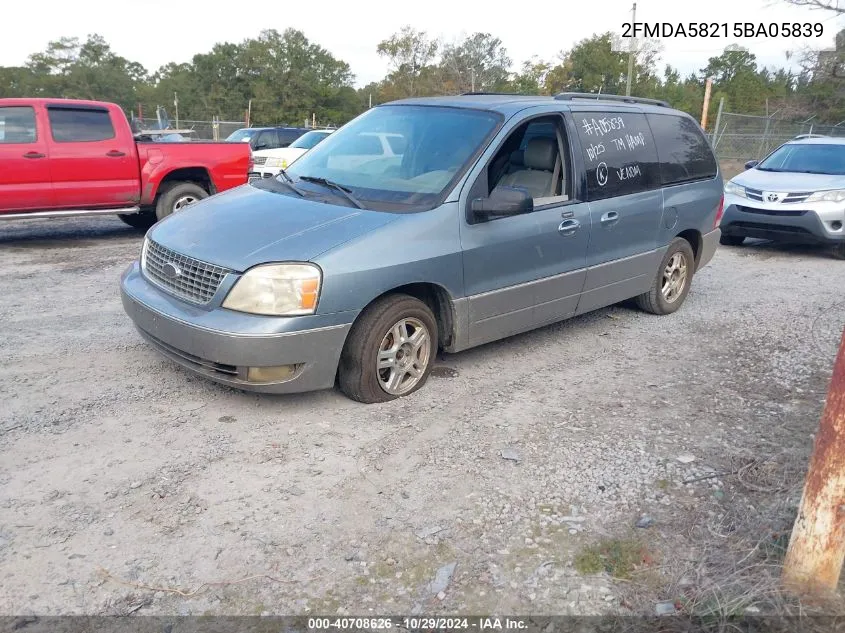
<box><xmin>252</xmin><ymin>156</ymin><xmax>267</xmax><ymax>166</ymax></box>
<box><xmin>745</xmin><ymin>187</ymin><xmax>812</xmax><ymax>203</ymax></box>
<box><xmin>142</xmin><ymin>239</ymin><xmax>230</xmax><ymax>305</ymax></box>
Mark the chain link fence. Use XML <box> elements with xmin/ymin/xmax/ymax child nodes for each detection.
<box><xmin>131</xmin><ymin>117</ymin><xmax>246</xmax><ymax>141</ymax></box>
<box><xmin>710</xmin><ymin>112</ymin><xmax>845</xmax><ymax>161</ymax></box>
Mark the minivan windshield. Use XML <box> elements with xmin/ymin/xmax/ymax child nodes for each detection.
<box><xmin>757</xmin><ymin>143</ymin><xmax>845</xmax><ymax>175</ymax></box>
<box><xmin>290</xmin><ymin>130</ymin><xmax>331</xmax><ymax>150</ymax></box>
<box><xmin>280</xmin><ymin>105</ymin><xmax>501</xmax><ymax>210</ymax></box>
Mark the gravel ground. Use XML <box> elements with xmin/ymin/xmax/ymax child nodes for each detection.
<box><xmin>0</xmin><ymin>216</ymin><xmax>842</xmax><ymax>616</ymax></box>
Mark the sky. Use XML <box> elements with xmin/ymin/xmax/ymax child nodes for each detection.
<box><xmin>2</xmin><ymin>0</ymin><xmax>844</xmax><ymax>87</ymax></box>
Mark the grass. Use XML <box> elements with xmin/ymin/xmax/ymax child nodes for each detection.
<box><xmin>574</xmin><ymin>537</ymin><xmax>655</xmax><ymax>580</ymax></box>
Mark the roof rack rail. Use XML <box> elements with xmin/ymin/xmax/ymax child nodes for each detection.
<box><xmin>554</xmin><ymin>92</ymin><xmax>671</xmax><ymax>108</ymax></box>
<box><xmin>460</xmin><ymin>91</ymin><xmax>529</xmax><ymax>96</ymax></box>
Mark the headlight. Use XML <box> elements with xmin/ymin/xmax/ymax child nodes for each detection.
<box><xmin>806</xmin><ymin>189</ymin><xmax>845</xmax><ymax>203</ymax></box>
<box><xmin>265</xmin><ymin>158</ymin><xmax>282</xmax><ymax>167</ymax></box>
<box><xmin>222</xmin><ymin>263</ymin><xmax>321</xmax><ymax>316</ymax></box>
<box><xmin>724</xmin><ymin>181</ymin><xmax>747</xmax><ymax>198</ymax></box>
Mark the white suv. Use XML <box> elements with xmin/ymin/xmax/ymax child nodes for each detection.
<box><xmin>249</xmin><ymin>129</ymin><xmax>334</xmax><ymax>180</ymax></box>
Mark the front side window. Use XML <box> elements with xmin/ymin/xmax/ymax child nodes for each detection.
<box><xmin>0</xmin><ymin>106</ymin><xmax>37</xmax><ymax>144</ymax></box>
<box><xmin>757</xmin><ymin>143</ymin><xmax>845</xmax><ymax>176</ymax></box>
<box><xmin>646</xmin><ymin>113</ymin><xmax>717</xmax><ymax>184</ymax></box>
<box><xmin>573</xmin><ymin>110</ymin><xmax>660</xmax><ymax>201</ymax></box>
<box><xmin>484</xmin><ymin>116</ymin><xmax>570</xmax><ymax>206</ymax></box>
<box><xmin>281</xmin><ymin>105</ymin><xmax>501</xmax><ymax>211</ymax></box>
<box><xmin>48</xmin><ymin>107</ymin><xmax>115</xmax><ymax>142</ymax></box>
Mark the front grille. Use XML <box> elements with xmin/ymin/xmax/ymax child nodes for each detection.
<box><xmin>253</xmin><ymin>156</ymin><xmax>267</xmax><ymax>166</ymax></box>
<box><xmin>732</xmin><ymin>221</ymin><xmax>811</xmax><ymax>234</ymax></box>
<box><xmin>745</xmin><ymin>187</ymin><xmax>811</xmax><ymax>204</ymax></box>
<box><xmin>737</xmin><ymin>205</ymin><xmax>808</xmax><ymax>217</ymax></box>
<box><xmin>143</xmin><ymin>239</ymin><xmax>230</xmax><ymax>305</ymax></box>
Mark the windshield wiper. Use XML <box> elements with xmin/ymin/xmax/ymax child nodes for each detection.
<box><xmin>276</xmin><ymin>169</ymin><xmax>306</xmax><ymax>197</ymax></box>
<box><xmin>298</xmin><ymin>176</ymin><xmax>363</xmax><ymax>209</ymax></box>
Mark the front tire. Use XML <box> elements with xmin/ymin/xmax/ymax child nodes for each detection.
<box><xmin>720</xmin><ymin>235</ymin><xmax>746</xmax><ymax>246</ymax></box>
<box><xmin>338</xmin><ymin>294</ymin><xmax>438</xmax><ymax>404</ymax></box>
<box><xmin>833</xmin><ymin>243</ymin><xmax>845</xmax><ymax>260</ymax></box>
<box><xmin>155</xmin><ymin>182</ymin><xmax>208</xmax><ymax>221</ymax></box>
<box><xmin>635</xmin><ymin>237</ymin><xmax>695</xmax><ymax>315</ymax></box>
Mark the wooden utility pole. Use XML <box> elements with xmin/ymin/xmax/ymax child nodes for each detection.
<box><xmin>625</xmin><ymin>2</ymin><xmax>637</xmax><ymax>96</ymax></box>
<box><xmin>782</xmin><ymin>327</ymin><xmax>845</xmax><ymax>594</ymax></box>
<box><xmin>701</xmin><ymin>78</ymin><xmax>713</xmax><ymax>130</ymax></box>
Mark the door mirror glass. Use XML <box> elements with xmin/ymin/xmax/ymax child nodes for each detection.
<box><xmin>472</xmin><ymin>185</ymin><xmax>533</xmax><ymax>218</ymax></box>
<box><xmin>744</xmin><ymin>159</ymin><xmax>759</xmax><ymax>170</ymax></box>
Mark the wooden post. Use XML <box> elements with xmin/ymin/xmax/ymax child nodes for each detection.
<box><xmin>782</xmin><ymin>327</ymin><xmax>845</xmax><ymax>594</ymax></box>
<box><xmin>701</xmin><ymin>78</ymin><xmax>713</xmax><ymax>130</ymax></box>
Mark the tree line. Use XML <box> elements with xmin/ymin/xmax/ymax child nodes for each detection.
<box><xmin>1</xmin><ymin>26</ymin><xmax>843</xmax><ymax>129</ymax></box>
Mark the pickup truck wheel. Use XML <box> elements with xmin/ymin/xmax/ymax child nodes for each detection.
<box><xmin>720</xmin><ymin>235</ymin><xmax>746</xmax><ymax>246</ymax></box>
<box><xmin>635</xmin><ymin>237</ymin><xmax>695</xmax><ymax>316</ymax></box>
<box><xmin>118</xmin><ymin>211</ymin><xmax>156</xmax><ymax>230</ymax></box>
<box><xmin>156</xmin><ymin>182</ymin><xmax>208</xmax><ymax>221</ymax></box>
<box><xmin>338</xmin><ymin>294</ymin><xmax>438</xmax><ymax>404</ymax></box>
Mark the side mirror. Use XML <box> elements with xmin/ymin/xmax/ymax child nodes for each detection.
<box><xmin>471</xmin><ymin>185</ymin><xmax>533</xmax><ymax>218</ymax></box>
<box><xmin>744</xmin><ymin>160</ymin><xmax>759</xmax><ymax>170</ymax></box>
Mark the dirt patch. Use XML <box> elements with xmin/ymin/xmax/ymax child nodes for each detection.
<box><xmin>0</xmin><ymin>217</ymin><xmax>843</xmax><ymax>617</ymax></box>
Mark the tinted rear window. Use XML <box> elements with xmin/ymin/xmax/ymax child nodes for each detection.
<box><xmin>646</xmin><ymin>113</ymin><xmax>717</xmax><ymax>185</ymax></box>
<box><xmin>48</xmin><ymin>107</ymin><xmax>115</xmax><ymax>142</ymax></box>
<box><xmin>573</xmin><ymin>111</ymin><xmax>660</xmax><ymax>201</ymax></box>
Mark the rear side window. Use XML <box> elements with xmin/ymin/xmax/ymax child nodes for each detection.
<box><xmin>0</xmin><ymin>106</ymin><xmax>37</xmax><ymax>144</ymax></box>
<box><xmin>646</xmin><ymin>113</ymin><xmax>717</xmax><ymax>185</ymax></box>
<box><xmin>572</xmin><ymin>111</ymin><xmax>660</xmax><ymax>201</ymax></box>
<box><xmin>48</xmin><ymin>107</ymin><xmax>115</xmax><ymax>142</ymax></box>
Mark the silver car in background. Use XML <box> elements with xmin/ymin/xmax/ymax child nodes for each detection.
<box><xmin>720</xmin><ymin>137</ymin><xmax>845</xmax><ymax>259</ymax></box>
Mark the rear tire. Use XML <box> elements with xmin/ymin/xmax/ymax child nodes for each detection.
<box><xmin>833</xmin><ymin>243</ymin><xmax>845</xmax><ymax>260</ymax></box>
<box><xmin>635</xmin><ymin>238</ymin><xmax>695</xmax><ymax>316</ymax></box>
<box><xmin>338</xmin><ymin>294</ymin><xmax>438</xmax><ymax>404</ymax></box>
<box><xmin>720</xmin><ymin>235</ymin><xmax>746</xmax><ymax>246</ymax></box>
<box><xmin>118</xmin><ymin>211</ymin><xmax>156</xmax><ymax>231</ymax></box>
<box><xmin>155</xmin><ymin>182</ymin><xmax>208</xmax><ymax>221</ymax></box>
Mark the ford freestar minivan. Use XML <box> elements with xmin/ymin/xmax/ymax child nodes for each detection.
<box><xmin>121</xmin><ymin>93</ymin><xmax>724</xmax><ymax>403</ymax></box>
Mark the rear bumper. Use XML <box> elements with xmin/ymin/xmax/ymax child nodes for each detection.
<box><xmin>120</xmin><ymin>262</ymin><xmax>353</xmax><ymax>394</ymax></box>
<box><xmin>720</xmin><ymin>200</ymin><xmax>845</xmax><ymax>245</ymax></box>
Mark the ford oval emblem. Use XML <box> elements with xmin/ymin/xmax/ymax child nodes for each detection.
<box><xmin>162</xmin><ymin>262</ymin><xmax>181</xmax><ymax>279</ymax></box>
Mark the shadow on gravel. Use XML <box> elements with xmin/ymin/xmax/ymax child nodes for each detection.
<box><xmin>0</xmin><ymin>217</ymin><xmax>143</xmax><ymax>248</ymax></box>
<box><xmin>725</xmin><ymin>239</ymin><xmax>839</xmax><ymax>261</ymax></box>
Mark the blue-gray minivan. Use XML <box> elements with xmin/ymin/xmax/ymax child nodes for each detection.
<box><xmin>121</xmin><ymin>93</ymin><xmax>724</xmax><ymax>403</ymax></box>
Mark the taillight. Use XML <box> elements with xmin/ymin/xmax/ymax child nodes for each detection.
<box><xmin>713</xmin><ymin>194</ymin><xmax>725</xmax><ymax>228</ymax></box>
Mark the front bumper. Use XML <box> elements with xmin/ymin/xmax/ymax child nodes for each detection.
<box><xmin>247</xmin><ymin>168</ymin><xmax>281</xmax><ymax>182</ymax></box>
<box><xmin>120</xmin><ymin>262</ymin><xmax>354</xmax><ymax>394</ymax></box>
<box><xmin>720</xmin><ymin>195</ymin><xmax>845</xmax><ymax>245</ymax></box>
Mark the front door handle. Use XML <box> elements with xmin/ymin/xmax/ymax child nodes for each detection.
<box><xmin>600</xmin><ymin>211</ymin><xmax>619</xmax><ymax>225</ymax></box>
<box><xmin>106</xmin><ymin>150</ymin><xmax>126</xmax><ymax>157</ymax></box>
<box><xmin>558</xmin><ymin>218</ymin><xmax>581</xmax><ymax>236</ymax></box>
<box><xmin>23</xmin><ymin>151</ymin><xmax>45</xmax><ymax>159</ymax></box>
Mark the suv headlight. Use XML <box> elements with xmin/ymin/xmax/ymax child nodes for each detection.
<box><xmin>265</xmin><ymin>157</ymin><xmax>288</xmax><ymax>168</ymax></box>
<box><xmin>222</xmin><ymin>263</ymin><xmax>321</xmax><ymax>316</ymax></box>
<box><xmin>140</xmin><ymin>237</ymin><xmax>150</xmax><ymax>269</ymax></box>
<box><xmin>806</xmin><ymin>189</ymin><xmax>845</xmax><ymax>203</ymax></box>
<box><xmin>724</xmin><ymin>181</ymin><xmax>747</xmax><ymax>198</ymax></box>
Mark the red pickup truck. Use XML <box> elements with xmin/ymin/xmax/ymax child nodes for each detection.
<box><xmin>0</xmin><ymin>98</ymin><xmax>252</xmax><ymax>229</ymax></box>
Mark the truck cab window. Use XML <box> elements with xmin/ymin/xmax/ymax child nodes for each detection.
<box><xmin>0</xmin><ymin>106</ymin><xmax>36</xmax><ymax>144</ymax></box>
<box><xmin>48</xmin><ymin>107</ymin><xmax>115</xmax><ymax>143</ymax></box>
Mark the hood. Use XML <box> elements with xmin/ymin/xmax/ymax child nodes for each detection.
<box><xmin>733</xmin><ymin>168</ymin><xmax>845</xmax><ymax>192</ymax></box>
<box><xmin>148</xmin><ymin>184</ymin><xmax>399</xmax><ymax>272</ymax></box>
<box><xmin>252</xmin><ymin>147</ymin><xmax>307</xmax><ymax>162</ymax></box>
